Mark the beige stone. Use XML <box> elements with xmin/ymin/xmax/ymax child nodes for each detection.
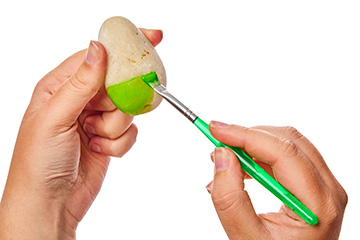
<box><xmin>98</xmin><ymin>16</ymin><xmax>166</xmax><ymax>115</ymax></box>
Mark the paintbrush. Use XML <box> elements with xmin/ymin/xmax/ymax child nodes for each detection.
<box><xmin>141</xmin><ymin>71</ymin><xmax>318</xmax><ymax>225</ymax></box>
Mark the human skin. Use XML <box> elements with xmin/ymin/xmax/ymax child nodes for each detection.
<box><xmin>207</xmin><ymin>121</ymin><xmax>348</xmax><ymax>240</ymax></box>
<box><xmin>0</xmin><ymin>29</ymin><xmax>163</xmax><ymax>240</ymax></box>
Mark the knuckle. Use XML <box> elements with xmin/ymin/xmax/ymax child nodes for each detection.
<box><xmin>279</xmin><ymin>138</ymin><xmax>295</xmax><ymax>155</ymax></box>
<box><xmin>283</xmin><ymin>126</ymin><xmax>304</xmax><ymax>141</ymax></box>
<box><xmin>338</xmin><ymin>186</ymin><xmax>348</xmax><ymax>207</ymax></box>
<box><xmin>70</xmin><ymin>71</ymin><xmax>98</xmax><ymax>94</ymax></box>
<box><xmin>241</xmin><ymin>127</ymin><xmax>256</xmax><ymax>150</ymax></box>
<box><xmin>280</xmin><ymin>138</ymin><xmax>300</xmax><ymax>158</ymax></box>
<box><xmin>70</xmin><ymin>72</ymin><xmax>87</xmax><ymax>90</ymax></box>
<box><xmin>321</xmin><ymin>191</ymin><xmax>347</xmax><ymax>224</ymax></box>
<box><xmin>342</xmin><ymin>191</ymin><xmax>349</xmax><ymax>207</ymax></box>
<box><xmin>324</xmin><ymin>200</ymin><xmax>343</xmax><ymax>224</ymax></box>
<box><xmin>243</xmin><ymin>126</ymin><xmax>256</xmax><ymax>137</ymax></box>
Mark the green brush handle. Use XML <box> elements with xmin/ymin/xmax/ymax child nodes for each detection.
<box><xmin>194</xmin><ymin>117</ymin><xmax>318</xmax><ymax>225</ymax></box>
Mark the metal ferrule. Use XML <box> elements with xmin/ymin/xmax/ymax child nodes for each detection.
<box><xmin>153</xmin><ymin>84</ymin><xmax>198</xmax><ymax>122</ymax></box>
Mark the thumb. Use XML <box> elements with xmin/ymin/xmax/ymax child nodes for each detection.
<box><xmin>46</xmin><ymin>40</ymin><xmax>107</xmax><ymax>126</ymax></box>
<box><xmin>211</xmin><ymin>147</ymin><xmax>267</xmax><ymax>239</ymax></box>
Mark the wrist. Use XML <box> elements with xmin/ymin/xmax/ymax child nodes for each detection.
<box><xmin>0</xmin><ymin>192</ymin><xmax>77</xmax><ymax>240</ymax></box>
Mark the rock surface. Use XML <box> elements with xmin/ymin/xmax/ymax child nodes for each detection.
<box><xmin>98</xmin><ymin>16</ymin><xmax>166</xmax><ymax>115</ymax></box>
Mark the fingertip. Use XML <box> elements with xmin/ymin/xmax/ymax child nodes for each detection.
<box><xmin>209</xmin><ymin>120</ymin><xmax>233</xmax><ymax>137</ymax></box>
<box><xmin>130</xmin><ymin>123</ymin><xmax>139</xmax><ymax>140</ymax></box>
<box><xmin>90</xmin><ymin>40</ymin><xmax>105</xmax><ymax>53</ymax></box>
<box><xmin>210</xmin><ymin>151</ymin><xmax>215</xmax><ymax>163</ymax></box>
<box><xmin>206</xmin><ymin>180</ymin><xmax>213</xmax><ymax>194</ymax></box>
<box><xmin>209</xmin><ymin>120</ymin><xmax>229</xmax><ymax>129</ymax></box>
<box><xmin>210</xmin><ymin>147</ymin><xmax>246</xmax><ymax>192</ymax></box>
<box><xmin>213</xmin><ymin>147</ymin><xmax>245</xmax><ymax>188</ymax></box>
<box><xmin>214</xmin><ymin>147</ymin><xmax>229</xmax><ymax>172</ymax></box>
<box><xmin>209</xmin><ymin>122</ymin><xmax>250</xmax><ymax>151</ymax></box>
<box><xmin>139</xmin><ymin>28</ymin><xmax>163</xmax><ymax>47</ymax></box>
<box><xmin>85</xmin><ymin>41</ymin><xmax>99</xmax><ymax>65</ymax></box>
<box><xmin>89</xmin><ymin>124</ymin><xmax>137</xmax><ymax>157</ymax></box>
<box><xmin>150</xmin><ymin>29</ymin><xmax>163</xmax><ymax>46</ymax></box>
<box><xmin>209</xmin><ymin>120</ymin><xmax>230</xmax><ymax>142</ymax></box>
<box><xmin>84</xmin><ymin>110</ymin><xmax>134</xmax><ymax>139</ymax></box>
<box><xmin>89</xmin><ymin>141</ymin><xmax>102</xmax><ymax>153</ymax></box>
<box><xmin>85</xmin><ymin>40</ymin><xmax>107</xmax><ymax>67</ymax></box>
<box><xmin>223</xmin><ymin>148</ymin><xmax>244</xmax><ymax>178</ymax></box>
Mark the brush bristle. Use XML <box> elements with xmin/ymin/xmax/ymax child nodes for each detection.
<box><xmin>141</xmin><ymin>72</ymin><xmax>160</xmax><ymax>89</ymax></box>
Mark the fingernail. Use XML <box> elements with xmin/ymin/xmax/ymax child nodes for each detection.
<box><xmin>90</xmin><ymin>143</ymin><xmax>101</xmax><ymax>153</ymax></box>
<box><xmin>210</xmin><ymin>120</ymin><xmax>229</xmax><ymax>128</ymax></box>
<box><xmin>210</xmin><ymin>151</ymin><xmax>215</xmax><ymax>163</ymax></box>
<box><xmin>158</xmin><ymin>29</ymin><xmax>164</xmax><ymax>38</ymax></box>
<box><xmin>214</xmin><ymin>148</ymin><xmax>229</xmax><ymax>172</ymax></box>
<box><xmin>206</xmin><ymin>180</ymin><xmax>213</xmax><ymax>194</ymax></box>
<box><xmin>85</xmin><ymin>40</ymin><xmax>99</xmax><ymax>65</ymax></box>
<box><xmin>84</xmin><ymin>123</ymin><xmax>96</xmax><ymax>135</ymax></box>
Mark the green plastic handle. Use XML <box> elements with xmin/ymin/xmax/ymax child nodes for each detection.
<box><xmin>194</xmin><ymin>117</ymin><xmax>318</xmax><ymax>225</ymax></box>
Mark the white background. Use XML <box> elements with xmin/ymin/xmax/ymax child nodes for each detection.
<box><xmin>0</xmin><ymin>0</ymin><xmax>359</xmax><ymax>239</ymax></box>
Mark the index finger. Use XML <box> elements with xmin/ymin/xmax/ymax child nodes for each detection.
<box><xmin>252</xmin><ymin>126</ymin><xmax>338</xmax><ymax>187</ymax></box>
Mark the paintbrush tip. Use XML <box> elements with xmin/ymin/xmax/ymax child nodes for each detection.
<box><xmin>141</xmin><ymin>72</ymin><xmax>160</xmax><ymax>89</ymax></box>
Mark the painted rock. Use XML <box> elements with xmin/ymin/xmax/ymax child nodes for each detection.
<box><xmin>98</xmin><ymin>16</ymin><xmax>166</xmax><ymax>115</ymax></box>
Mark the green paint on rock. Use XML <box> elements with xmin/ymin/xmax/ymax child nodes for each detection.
<box><xmin>106</xmin><ymin>75</ymin><xmax>154</xmax><ymax>115</ymax></box>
